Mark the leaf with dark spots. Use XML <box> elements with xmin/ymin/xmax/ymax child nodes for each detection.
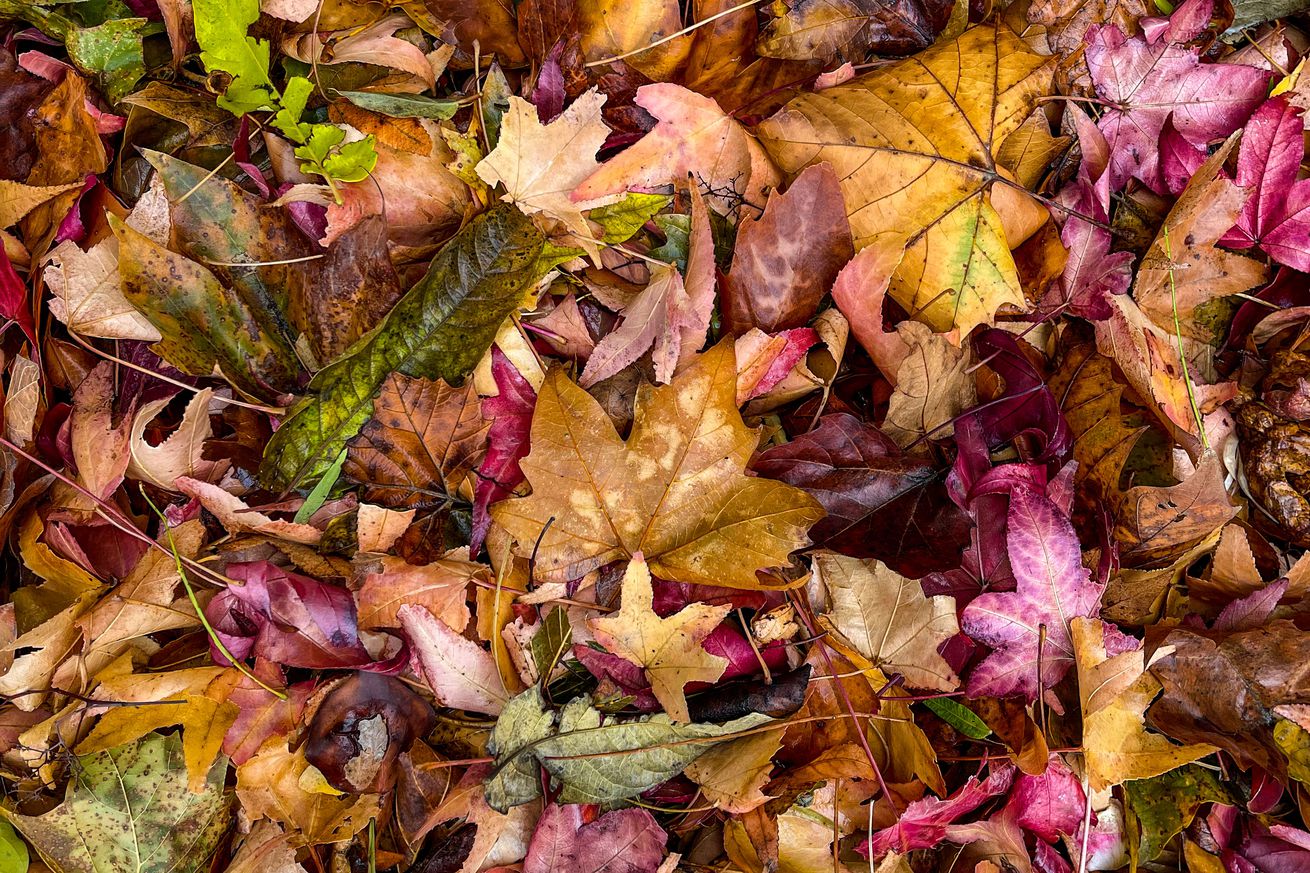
<box><xmin>304</xmin><ymin>672</ymin><xmax>435</xmax><ymax>794</ymax></box>
<box><xmin>1113</xmin><ymin>451</ymin><xmax>1237</xmax><ymax>568</ymax></box>
<box><xmin>111</xmin><ymin>215</ymin><xmax>301</xmax><ymax>399</ymax></box>
<box><xmin>291</xmin><ymin>214</ymin><xmax>404</xmax><ymax>363</ymax></box>
<box><xmin>259</xmin><ymin>204</ymin><xmax>551</xmax><ymax>492</ymax></box>
<box><xmin>720</xmin><ymin>162</ymin><xmax>853</xmax><ymax>335</ymax></box>
<box><xmin>752</xmin><ymin>413</ymin><xmax>970</xmax><ymax>577</ymax></box>
<box><xmin>343</xmin><ymin>373</ymin><xmax>489</xmax><ymax>509</ymax></box>
<box><xmin>144</xmin><ymin>150</ymin><xmax>315</xmax><ymax>329</ymax></box>
<box><xmin>1146</xmin><ymin>620</ymin><xmax>1310</xmax><ymax>779</ymax></box>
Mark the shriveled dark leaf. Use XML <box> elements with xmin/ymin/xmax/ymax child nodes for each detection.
<box><xmin>752</xmin><ymin>413</ymin><xmax>970</xmax><ymax>577</ymax></box>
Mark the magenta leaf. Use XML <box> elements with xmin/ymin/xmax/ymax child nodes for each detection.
<box><xmin>1005</xmin><ymin>755</ymin><xmax>1087</xmax><ymax>843</ymax></box>
<box><xmin>1085</xmin><ymin>24</ymin><xmax>1269</xmax><ymax>193</ymax></box>
<box><xmin>524</xmin><ymin>803</ymin><xmax>668</xmax><ymax>873</ymax></box>
<box><xmin>960</xmin><ymin>485</ymin><xmax>1104</xmax><ymax>700</ymax></box>
<box><xmin>860</xmin><ymin>762</ymin><xmax>1016</xmax><ymax>858</ymax></box>
<box><xmin>1220</xmin><ymin>96</ymin><xmax>1310</xmax><ymax>271</ymax></box>
<box><xmin>471</xmin><ymin>346</ymin><xmax>537</xmax><ymax>553</ymax></box>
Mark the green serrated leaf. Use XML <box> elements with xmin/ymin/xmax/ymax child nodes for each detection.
<box><xmin>530</xmin><ymin>607</ymin><xmax>573</xmax><ymax>679</ymax></box>
<box><xmin>321</xmin><ymin>134</ymin><xmax>378</xmax><ymax>182</ymax></box>
<box><xmin>65</xmin><ymin>17</ymin><xmax>157</xmax><ymax>102</ymax></box>
<box><xmin>295</xmin><ymin>123</ymin><xmax>346</xmax><ymax>166</ymax></box>
<box><xmin>258</xmin><ymin>205</ymin><xmax>548</xmax><ymax>492</ymax></box>
<box><xmin>192</xmin><ymin>0</ymin><xmax>277</xmax><ymax>115</ymax></box>
<box><xmin>589</xmin><ymin>194</ymin><xmax>672</xmax><ymax>244</ymax></box>
<box><xmin>111</xmin><ymin>216</ymin><xmax>301</xmax><ymax>400</ymax></box>
<box><xmin>0</xmin><ymin>819</ymin><xmax>27</xmax><ymax>873</ymax></box>
<box><xmin>336</xmin><ymin>90</ymin><xmax>459</xmax><ymax>119</ymax></box>
<box><xmin>1124</xmin><ymin>764</ymin><xmax>1229</xmax><ymax>863</ymax></box>
<box><xmin>923</xmin><ymin>698</ymin><xmax>992</xmax><ymax>739</ymax></box>
<box><xmin>5</xmin><ymin>734</ymin><xmax>229</xmax><ymax>873</ymax></box>
<box><xmin>272</xmin><ymin>76</ymin><xmax>314</xmax><ymax>143</ymax></box>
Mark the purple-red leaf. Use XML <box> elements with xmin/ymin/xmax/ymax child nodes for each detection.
<box><xmin>471</xmin><ymin>346</ymin><xmax>536</xmax><ymax>554</ymax></box>
<box><xmin>1221</xmin><ymin>96</ymin><xmax>1310</xmax><ymax>271</ymax></box>
<box><xmin>524</xmin><ymin>803</ymin><xmax>667</xmax><ymax>873</ymax></box>
<box><xmin>860</xmin><ymin>762</ymin><xmax>1016</xmax><ymax>858</ymax></box>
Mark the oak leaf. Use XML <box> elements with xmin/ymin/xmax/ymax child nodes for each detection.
<box><xmin>757</xmin><ymin>22</ymin><xmax>1053</xmax><ymax>334</ymax></box>
<box><xmin>491</xmin><ymin>341</ymin><xmax>824</xmax><ymax>588</ymax></box>
<box><xmin>815</xmin><ymin>551</ymin><xmax>959</xmax><ymax>692</ymax></box>
<box><xmin>588</xmin><ymin>554</ymin><xmax>730</xmax><ymax>723</ymax></box>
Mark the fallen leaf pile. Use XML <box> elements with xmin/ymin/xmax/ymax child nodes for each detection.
<box><xmin>10</xmin><ymin>0</ymin><xmax>1310</xmax><ymax>870</ymax></box>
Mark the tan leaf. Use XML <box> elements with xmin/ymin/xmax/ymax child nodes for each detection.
<box><xmin>881</xmin><ymin>322</ymin><xmax>977</xmax><ymax>447</ymax></box>
<box><xmin>4</xmin><ymin>353</ymin><xmax>40</xmax><ymax>446</ymax></box>
<box><xmin>43</xmin><ymin>237</ymin><xmax>162</xmax><ymax>341</ymax></box>
<box><xmin>343</xmin><ymin>373</ymin><xmax>489</xmax><ymax>509</ymax></box>
<box><xmin>476</xmin><ymin>89</ymin><xmax>616</xmax><ymax>258</ymax></box>
<box><xmin>70</xmin><ymin>362</ymin><xmax>131</xmax><ymax>500</ymax></box>
<box><xmin>588</xmin><ymin>555</ymin><xmax>730</xmax><ymax>723</ymax></box>
<box><xmin>355</xmin><ymin>504</ymin><xmax>415</xmax><ymax>553</ymax></box>
<box><xmin>1073</xmin><ymin>617</ymin><xmax>1215</xmax><ymax>792</ymax></box>
<box><xmin>685</xmin><ymin>726</ymin><xmax>783</xmax><ymax>813</ymax></box>
<box><xmin>126</xmin><ymin>389</ymin><xmax>224</xmax><ymax>489</ymax></box>
<box><xmin>491</xmin><ymin>340</ymin><xmax>824</xmax><ymax>588</ymax></box>
<box><xmin>0</xmin><ymin>180</ymin><xmax>82</xmax><ymax>229</ymax></box>
<box><xmin>814</xmin><ymin>551</ymin><xmax>960</xmax><ymax>692</ymax></box>
<box><xmin>1113</xmin><ymin>451</ymin><xmax>1237</xmax><ymax>568</ymax></box>
<box><xmin>237</xmin><ymin>739</ymin><xmax>381</xmax><ymax>845</ymax></box>
<box><xmin>174</xmin><ymin>476</ymin><xmax>322</xmax><ymax>545</ymax></box>
<box><xmin>756</xmin><ymin>22</ymin><xmax>1052</xmax><ymax>334</ymax></box>
<box><xmin>226</xmin><ymin>821</ymin><xmax>302</xmax><ymax>873</ymax></box>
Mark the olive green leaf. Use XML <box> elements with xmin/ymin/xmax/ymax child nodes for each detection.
<box><xmin>531</xmin><ymin>607</ymin><xmax>573</xmax><ymax>678</ymax></box>
<box><xmin>259</xmin><ymin>204</ymin><xmax>555</xmax><ymax>492</ymax></box>
<box><xmin>0</xmin><ymin>819</ymin><xmax>27</xmax><ymax>873</ymax></box>
<box><xmin>1124</xmin><ymin>764</ymin><xmax>1230</xmax><ymax>863</ymax></box>
<box><xmin>589</xmin><ymin>194</ymin><xmax>673</xmax><ymax>245</ymax></box>
<box><xmin>5</xmin><ymin>733</ymin><xmax>229</xmax><ymax>873</ymax></box>
<box><xmin>111</xmin><ymin>216</ymin><xmax>301</xmax><ymax>399</ymax></box>
<box><xmin>923</xmin><ymin>698</ymin><xmax>992</xmax><ymax>740</ymax></box>
<box><xmin>66</xmin><ymin>18</ymin><xmax>159</xmax><ymax>103</ymax></box>
<box><xmin>485</xmin><ymin>689</ymin><xmax>774</xmax><ymax>811</ymax></box>
<box><xmin>336</xmin><ymin>90</ymin><xmax>460</xmax><ymax>120</ymax></box>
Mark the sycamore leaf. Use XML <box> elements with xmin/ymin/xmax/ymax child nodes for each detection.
<box><xmin>573</xmin><ymin>84</ymin><xmax>781</xmax><ymax>215</ymax></box>
<box><xmin>523</xmin><ymin>804</ymin><xmax>668</xmax><ymax>873</ymax></box>
<box><xmin>343</xmin><ymin>373</ymin><xmax>489</xmax><ymax>509</ymax></box>
<box><xmin>492</xmin><ymin>341</ymin><xmax>824</xmax><ymax>588</ymax></box>
<box><xmin>756</xmin><ymin>22</ymin><xmax>1053</xmax><ymax>334</ymax></box>
<box><xmin>961</xmin><ymin>484</ymin><xmax>1104</xmax><ymax>701</ymax></box>
<box><xmin>7</xmin><ymin>733</ymin><xmax>230</xmax><ymax>873</ymax></box>
<box><xmin>588</xmin><ymin>554</ymin><xmax>730</xmax><ymax>723</ymax></box>
<box><xmin>400</xmin><ymin>603</ymin><xmax>510</xmax><ymax>715</ymax></box>
<box><xmin>476</xmin><ymin>89</ymin><xmax>616</xmax><ymax>257</ymax></box>
<box><xmin>814</xmin><ymin>551</ymin><xmax>960</xmax><ymax>692</ymax></box>
<box><xmin>260</xmin><ymin>205</ymin><xmax>551</xmax><ymax>492</ymax></box>
<box><xmin>1072</xmin><ymin>617</ymin><xmax>1216</xmax><ymax>792</ymax></box>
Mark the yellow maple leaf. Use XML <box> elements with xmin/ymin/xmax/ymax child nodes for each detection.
<box><xmin>756</xmin><ymin>21</ymin><xmax>1053</xmax><ymax>335</ymax></box>
<box><xmin>491</xmin><ymin>340</ymin><xmax>824</xmax><ymax>588</ymax></box>
<box><xmin>588</xmin><ymin>554</ymin><xmax>729</xmax><ymax>723</ymax></box>
<box><xmin>1072</xmin><ymin>617</ymin><xmax>1216</xmax><ymax>792</ymax></box>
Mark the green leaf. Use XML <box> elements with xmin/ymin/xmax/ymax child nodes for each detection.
<box><xmin>320</xmin><ymin>134</ymin><xmax>378</xmax><ymax>183</ymax></box>
<box><xmin>272</xmin><ymin>76</ymin><xmax>314</xmax><ymax>144</ymax></box>
<box><xmin>111</xmin><ymin>216</ymin><xmax>300</xmax><ymax>400</ymax></box>
<box><xmin>65</xmin><ymin>18</ymin><xmax>157</xmax><ymax>103</ymax></box>
<box><xmin>192</xmin><ymin>0</ymin><xmax>277</xmax><ymax>115</ymax></box>
<box><xmin>258</xmin><ymin>204</ymin><xmax>548</xmax><ymax>492</ymax></box>
<box><xmin>539</xmin><ymin>698</ymin><xmax>773</xmax><ymax>806</ymax></box>
<box><xmin>1124</xmin><ymin>764</ymin><xmax>1229</xmax><ymax>863</ymax></box>
<box><xmin>530</xmin><ymin>607</ymin><xmax>573</xmax><ymax>679</ymax></box>
<box><xmin>0</xmin><ymin>819</ymin><xmax>27</xmax><ymax>873</ymax></box>
<box><xmin>336</xmin><ymin>90</ymin><xmax>459</xmax><ymax>120</ymax></box>
<box><xmin>589</xmin><ymin>194</ymin><xmax>672</xmax><ymax>244</ymax></box>
<box><xmin>5</xmin><ymin>734</ymin><xmax>229</xmax><ymax>873</ymax></box>
<box><xmin>484</xmin><ymin>688</ymin><xmax>774</xmax><ymax>811</ymax></box>
<box><xmin>648</xmin><ymin>214</ymin><xmax>691</xmax><ymax>270</ymax></box>
<box><xmin>145</xmin><ymin>150</ymin><xmax>314</xmax><ymax>331</ymax></box>
<box><xmin>923</xmin><ymin>698</ymin><xmax>991</xmax><ymax>740</ymax></box>
<box><xmin>295</xmin><ymin>123</ymin><xmax>346</xmax><ymax>167</ymax></box>
<box><xmin>485</xmin><ymin>686</ymin><xmax>557</xmax><ymax>811</ymax></box>
<box><xmin>293</xmin><ymin>447</ymin><xmax>348</xmax><ymax>524</ymax></box>
<box><xmin>481</xmin><ymin>64</ymin><xmax>513</xmax><ymax>150</ymax></box>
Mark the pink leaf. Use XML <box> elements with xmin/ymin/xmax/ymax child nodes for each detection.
<box><xmin>524</xmin><ymin>803</ymin><xmax>667</xmax><ymax>873</ymax></box>
<box><xmin>1086</xmin><ymin>25</ymin><xmax>1269</xmax><ymax>193</ymax></box>
<box><xmin>860</xmin><ymin>762</ymin><xmax>1016</xmax><ymax>858</ymax></box>
<box><xmin>1005</xmin><ymin>756</ymin><xmax>1086</xmax><ymax>843</ymax></box>
<box><xmin>1220</xmin><ymin>96</ymin><xmax>1310</xmax><ymax>271</ymax></box>
<box><xmin>400</xmin><ymin>603</ymin><xmax>509</xmax><ymax>715</ymax></box>
<box><xmin>960</xmin><ymin>485</ymin><xmax>1104</xmax><ymax>701</ymax></box>
<box><xmin>471</xmin><ymin>347</ymin><xmax>537</xmax><ymax>554</ymax></box>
